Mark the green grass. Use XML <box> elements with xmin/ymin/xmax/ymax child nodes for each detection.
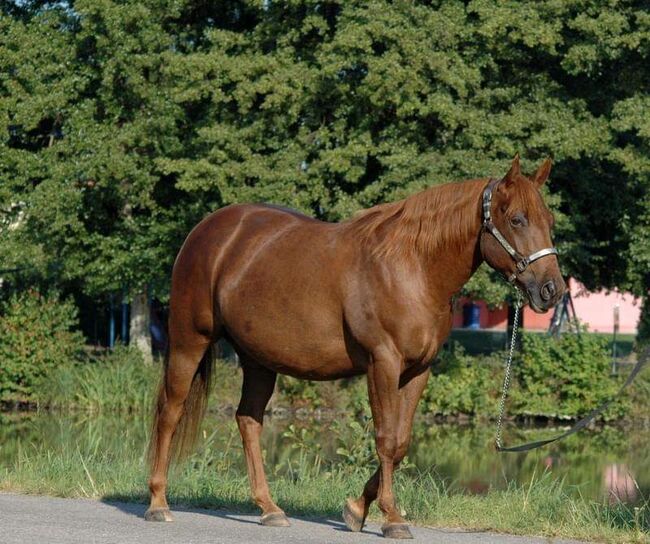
<box><xmin>41</xmin><ymin>347</ymin><xmax>369</xmax><ymax>416</ymax></box>
<box><xmin>44</xmin><ymin>346</ymin><xmax>160</xmax><ymax>413</ymax></box>
<box><xmin>1</xmin><ymin>414</ymin><xmax>649</xmax><ymax>543</ymax></box>
<box><xmin>42</xmin><ymin>346</ymin><xmax>245</xmax><ymax>413</ymax></box>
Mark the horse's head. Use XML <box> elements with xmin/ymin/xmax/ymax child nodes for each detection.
<box><xmin>480</xmin><ymin>155</ymin><xmax>566</xmax><ymax>313</ymax></box>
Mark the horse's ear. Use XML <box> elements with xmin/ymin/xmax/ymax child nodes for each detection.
<box><xmin>532</xmin><ymin>158</ymin><xmax>552</xmax><ymax>187</ymax></box>
<box><xmin>503</xmin><ymin>153</ymin><xmax>521</xmax><ymax>187</ymax></box>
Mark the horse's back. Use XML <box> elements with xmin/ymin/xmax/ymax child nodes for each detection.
<box><xmin>173</xmin><ymin>203</ymin><xmax>324</xmax><ymax>279</ymax></box>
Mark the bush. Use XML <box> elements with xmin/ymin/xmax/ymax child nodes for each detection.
<box><xmin>276</xmin><ymin>374</ymin><xmax>369</xmax><ymax>415</ymax></box>
<box><xmin>637</xmin><ymin>296</ymin><xmax>650</xmax><ymax>349</ymax></box>
<box><xmin>0</xmin><ymin>290</ymin><xmax>85</xmax><ymax>405</ymax></box>
<box><xmin>276</xmin><ymin>375</ymin><xmax>322</xmax><ymax>408</ymax></box>
<box><xmin>420</xmin><ymin>331</ymin><xmax>633</xmax><ymax>422</ymax></box>
<box><xmin>420</xmin><ymin>347</ymin><xmax>501</xmax><ymax>418</ymax></box>
<box><xmin>511</xmin><ymin>331</ymin><xmax>628</xmax><ymax>421</ymax></box>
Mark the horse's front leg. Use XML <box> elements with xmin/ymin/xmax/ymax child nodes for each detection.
<box><xmin>344</xmin><ymin>365</ymin><xmax>431</xmax><ymax>538</ymax></box>
<box><xmin>357</xmin><ymin>351</ymin><xmax>414</xmax><ymax>538</ymax></box>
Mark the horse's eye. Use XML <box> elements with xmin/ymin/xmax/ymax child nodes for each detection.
<box><xmin>510</xmin><ymin>215</ymin><xmax>526</xmax><ymax>228</ymax></box>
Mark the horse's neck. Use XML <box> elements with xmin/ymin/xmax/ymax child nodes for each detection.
<box><xmin>435</xmin><ymin>237</ymin><xmax>482</xmax><ymax>300</ymax></box>
<box><xmin>349</xmin><ymin>178</ymin><xmax>487</xmax><ymax>302</ymax></box>
<box><xmin>412</xmin><ymin>184</ymin><xmax>485</xmax><ymax>301</ymax></box>
<box><xmin>418</xmin><ymin>226</ymin><xmax>483</xmax><ymax>304</ymax></box>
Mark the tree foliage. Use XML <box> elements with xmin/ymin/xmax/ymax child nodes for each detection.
<box><xmin>0</xmin><ymin>0</ymin><xmax>648</xmax><ymax>309</ymax></box>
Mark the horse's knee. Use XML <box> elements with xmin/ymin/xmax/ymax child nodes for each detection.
<box><xmin>377</xmin><ymin>491</ymin><xmax>396</xmax><ymax>514</ymax></box>
<box><xmin>375</xmin><ymin>433</ymin><xmax>398</xmax><ymax>459</ymax></box>
<box><xmin>158</xmin><ymin>401</ymin><xmax>184</xmax><ymax>430</ymax></box>
<box><xmin>393</xmin><ymin>448</ymin><xmax>407</xmax><ymax>466</ymax></box>
<box><xmin>393</xmin><ymin>438</ymin><xmax>410</xmax><ymax>465</ymax></box>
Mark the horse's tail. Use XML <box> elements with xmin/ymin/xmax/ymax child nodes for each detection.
<box><xmin>148</xmin><ymin>343</ymin><xmax>216</xmax><ymax>467</ymax></box>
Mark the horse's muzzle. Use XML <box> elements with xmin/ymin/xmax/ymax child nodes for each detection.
<box><xmin>526</xmin><ymin>277</ymin><xmax>566</xmax><ymax>313</ymax></box>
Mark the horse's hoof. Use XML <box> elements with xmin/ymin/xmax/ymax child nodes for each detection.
<box><xmin>381</xmin><ymin>523</ymin><xmax>413</xmax><ymax>539</ymax></box>
<box><xmin>260</xmin><ymin>511</ymin><xmax>291</xmax><ymax>527</ymax></box>
<box><xmin>144</xmin><ymin>508</ymin><xmax>173</xmax><ymax>522</ymax></box>
<box><xmin>342</xmin><ymin>498</ymin><xmax>364</xmax><ymax>532</ymax></box>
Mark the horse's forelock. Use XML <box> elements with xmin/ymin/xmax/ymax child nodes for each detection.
<box><xmin>505</xmin><ymin>174</ymin><xmax>551</xmax><ymax>222</ymax></box>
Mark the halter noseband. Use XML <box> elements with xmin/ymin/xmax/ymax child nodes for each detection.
<box><xmin>482</xmin><ymin>178</ymin><xmax>558</xmax><ymax>284</ymax></box>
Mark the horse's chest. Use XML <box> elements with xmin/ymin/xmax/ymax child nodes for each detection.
<box><xmin>356</xmin><ymin>295</ymin><xmax>452</xmax><ymax>362</ymax></box>
<box><xmin>398</xmin><ymin>311</ymin><xmax>453</xmax><ymax>362</ymax></box>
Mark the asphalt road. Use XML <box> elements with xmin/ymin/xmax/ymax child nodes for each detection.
<box><xmin>1</xmin><ymin>492</ymin><xmax>585</xmax><ymax>544</ymax></box>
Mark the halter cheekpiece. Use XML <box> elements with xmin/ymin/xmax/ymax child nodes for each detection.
<box><xmin>482</xmin><ymin>178</ymin><xmax>558</xmax><ymax>283</ymax></box>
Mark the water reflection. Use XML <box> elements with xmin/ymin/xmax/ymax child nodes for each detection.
<box><xmin>1</xmin><ymin>411</ymin><xmax>648</xmax><ymax>505</ymax></box>
<box><xmin>604</xmin><ymin>464</ymin><xmax>638</xmax><ymax>504</ymax></box>
<box><xmin>406</xmin><ymin>423</ymin><xmax>650</xmax><ymax>504</ymax></box>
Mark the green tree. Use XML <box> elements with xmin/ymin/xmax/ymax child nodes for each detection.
<box><xmin>0</xmin><ymin>1</ymin><xmax>207</xmax><ymax>357</ymax></box>
<box><xmin>1</xmin><ymin>1</ymin><xmax>648</xmax><ymax>342</ymax></box>
<box><xmin>159</xmin><ymin>0</ymin><xmax>649</xmax><ymax>307</ymax></box>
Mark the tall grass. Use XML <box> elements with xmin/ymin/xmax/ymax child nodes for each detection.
<box><xmin>38</xmin><ymin>341</ymin><xmax>650</xmax><ymax>425</ymax></box>
<box><xmin>44</xmin><ymin>346</ymin><xmax>160</xmax><ymax>412</ymax></box>
<box><xmin>40</xmin><ymin>346</ymin><xmax>366</xmax><ymax>415</ymax></box>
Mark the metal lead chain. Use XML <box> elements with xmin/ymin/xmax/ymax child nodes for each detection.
<box><xmin>495</xmin><ymin>289</ymin><xmax>523</xmax><ymax>451</ymax></box>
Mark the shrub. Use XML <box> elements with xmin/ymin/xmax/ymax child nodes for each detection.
<box><xmin>421</xmin><ymin>331</ymin><xmax>633</xmax><ymax>422</ymax></box>
<box><xmin>276</xmin><ymin>375</ymin><xmax>322</xmax><ymax>408</ymax></box>
<box><xmin>420</xmin><ymin>347</ymin><xmax>501</xmax><ymax>418</ymax></box>
<box><xmin>276</xmin><ymin>374</ymin><xmax>369</xmax><ymax>414</ymax></box>
<box><xmin>0</xmin><ymin>290</ymin><xmax>85</xmax><ymax>405</ymax></box>
<box><xmin>637</xmin><ymin>296</ymin><xmax>650</xmax><ymax>349</ymax></box>
<box><xmin>511</xmin><ymin>330</ymin><xmax>628</xmax><ymax>421</ymax></box>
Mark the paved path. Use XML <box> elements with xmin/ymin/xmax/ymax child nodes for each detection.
<box><xmin>1</xmin><ymin>493</ymin><xmax>585</xmax><ymax>544</ymax></box>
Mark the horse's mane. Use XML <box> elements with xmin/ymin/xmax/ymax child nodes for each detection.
<box><xmin>344</xmin><ymin>178</ymin><xmax>488</xmax><ymax>258</ymax></box>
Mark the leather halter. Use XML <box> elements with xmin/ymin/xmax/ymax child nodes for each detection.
<box><xmin>482</xmin><ymin>178</ymin><xmax>558</xmax><ymax>284</ymax></box>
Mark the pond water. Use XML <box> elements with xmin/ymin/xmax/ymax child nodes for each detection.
<box><xmin>1</xmin><ymin>410</ymin><xmax>648</xmax><ymax>505</ymax></box>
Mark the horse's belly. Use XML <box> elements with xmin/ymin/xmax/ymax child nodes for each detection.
<box><xmin>226</xmin><ymin>318</ymin><xmax>361</xmax><ymax>379</ymax></box>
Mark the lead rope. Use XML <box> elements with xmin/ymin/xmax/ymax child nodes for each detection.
<box><xmin>495</xmin><ymin>289</ymin><xmax>523</xmax><ymax>451</ymax></box>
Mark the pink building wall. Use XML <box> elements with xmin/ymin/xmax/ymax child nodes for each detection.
<box><xmin>568</xmin><ymin>279</ymin><xmax>641</xmax><ymax>335</ymax></box>
<box><xmin>453</xmin><ymin>278</ymin><xmax>642</xmax><ymax>334</ymax></box>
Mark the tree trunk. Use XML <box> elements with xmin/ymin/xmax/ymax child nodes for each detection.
<box><xmin>130</xmin><ymin>289</ymin><xmax>152</xmax><ymax>364</ymax></box>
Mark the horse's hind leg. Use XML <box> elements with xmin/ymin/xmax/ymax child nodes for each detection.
<box><xmin>343</xmin><ymin>366</ymin><xmax>430</xmax><ymax>537</ymax></box>
<box><xmin>236</xmin><ymin>359</ymin><xmax>289</xmax><ymax>527</ymax></box>
<box><xmin>146</xmin><ymin>336</ymin><xmax>211</xmax><ymax>521</ymax></box>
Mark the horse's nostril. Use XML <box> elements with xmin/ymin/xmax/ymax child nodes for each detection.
<box><xmin>540</xmin><ymin>280</ymin><xmax>556</xmax><ymax>301</ymax></box>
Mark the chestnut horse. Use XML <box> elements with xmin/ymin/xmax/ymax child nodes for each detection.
<box><xmin>146</xmin><ymin>155</ymin><xmax>565</xmax><ymax>538</ymax></box>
